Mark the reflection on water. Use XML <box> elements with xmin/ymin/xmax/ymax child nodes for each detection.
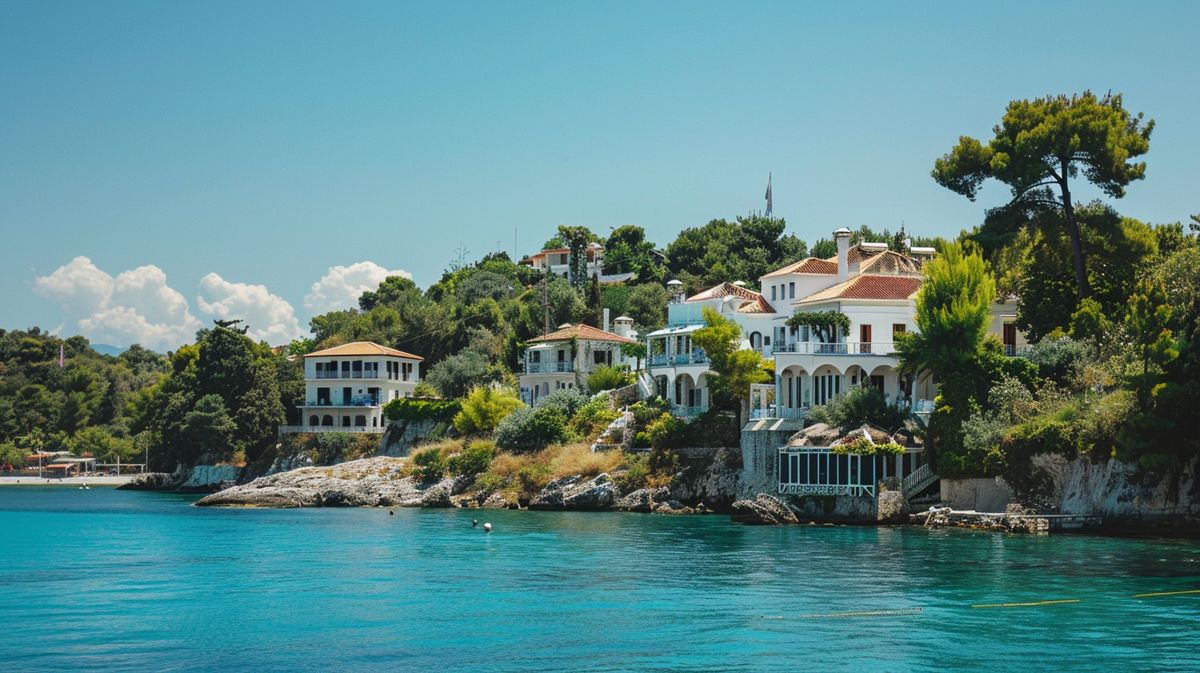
<box><xmin>1</xmin><ymin>487</ymin><xmax>1198</xmax><ymax>673</ymax></box>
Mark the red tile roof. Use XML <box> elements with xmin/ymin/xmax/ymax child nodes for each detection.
<box><xmin>304</xmin><ymin>341</ymin><xmax>424</xmax><ymax>360</ymax></box>
<box><xmin>527</xmin><ymin>323</ymin><xmax>635</xmax><ymax>344</ymax></box>
<box><xmin>799</xmin><ymin>275</ymin><xmax>922</xmax><ymax>303</ymax></box>
<box><xmin>762</xmin><ymin>257</ymin><xmax>838</xmax><ymax>277</ymax></box>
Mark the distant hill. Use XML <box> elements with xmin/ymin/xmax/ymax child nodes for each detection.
<box><xmin>91</xmin><ymin>343</ymin><xmax>126</xmax><ymax>357</ymax></box>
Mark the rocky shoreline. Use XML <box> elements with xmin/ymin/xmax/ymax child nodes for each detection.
<box><xmin>192</xmin><ymin>456</ymin><xmax>714</xmax><ymax>514</ymax></box>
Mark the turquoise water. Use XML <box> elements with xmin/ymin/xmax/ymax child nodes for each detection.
<box><xmin>1</xmin><ymin>488</ymin><xmax>1198</xmax><ymax>672</ymax></box>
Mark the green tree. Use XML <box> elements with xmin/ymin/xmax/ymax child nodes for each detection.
<box><xmin>453</xmin><ymin>387</ymin><xmax>524</xmax><ymax>436</ymax></box>
<box><xmin>1124</xmin><ymin>279</ymin><xmax>1178</xmax><ymax>413</ymax></box>
<box><xmin>625</xmin><ymin>283</ymin><xmax>668</xmax><ymax>332</ymax></box>
<box><xmin>181</xmin><ymin>394</ymin><xmax>238</xmax><ymax>462</ymax></box>
<box><xmin>557</xmin><ymin>225</ymin><xmax>596</xmax><ymax>290</ymax></box>
<box><xmin>933</xmin><ymin>91</ymin><xmax>1153</xmax><ymax>300</ymax></box>
<box><xmin>691</xmin><ymin>307</ymin><xmax>769</xmax><ymax>425</ymax></box>
<box><xmin>604</xmin><ymin>225</ymin><xmax>664</xmax><ymax>283</ymax></box>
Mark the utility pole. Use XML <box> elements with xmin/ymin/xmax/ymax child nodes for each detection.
<box><xmin>541</xmin><ymin>277</ymin><xmax>550</xmax><ymax>335</ymax></box>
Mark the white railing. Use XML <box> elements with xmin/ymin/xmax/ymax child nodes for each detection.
<box><xmin>902</xmin><ymin>463</ymin><xmax>936</xmax><ymax>498</ymax></box>
<box><xmin>773</xmin><ymin>341</ymin><xmax>897</xmax><ymax>355</ymax></box>
<box><xmin>750</xmin><ymin>406</ymin><xmax>806</xmax><ymax>420</ymax></box>
<box><xmin>279</xmin><ymin>425</ymin><xmax>385</xmax><ymax>435</ymax></box>
<box><xmin>525</xmin><ymin>361</ymin><xmax>574</xmax><ymax>374</ymax></box>
<box><xmin>671</xmin><ymin>405</ymin><xmax>706</xmax><ymax>418</ymax></box>
<box><xmin>1004</xmin><ymin>344</ymin><xmax>1033</xmax><ymax>357</ymax></box>
<box><xmin>779</xmin><ymin>448</ymin><xmax>877</xmax><ymax>499</ymax></box>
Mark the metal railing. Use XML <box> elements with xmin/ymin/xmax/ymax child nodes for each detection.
<box><xmin>1004</xmin><ymin>344</ymin><xmax>1032</xmax><ymax>357</ymax></box>
<box><xmin>773</xmin><ymin>342</ymin><xmax>897</xmax><ymax>355</ymax></box>
<box><xmin>750</xmin><ymin>406</ymin><xmax>807</xmax><ymax>420</ymax></box>
<box><xmin>649</xmin><ymin>351</ymin><xmax>708</xmax><ymax>367</ymax></box>
<box><xmin>901</xmin><ymin>463</ymin><xmax>936</xmax><ymax>499</ymax></box>
<box><xmin>671</xmin><ymin>405</ymin><xmax>706</xmax><ymax>418</ymax></box>
<box><xmin>313</xmin><ymin>371</ymin><xmax>382</xmax><ymax>380</ymax></box>
<box><xmin>525</xmin><ymin>361</ymin><xmax>574</xmax><ymax>374</ymax></box>
<box><xmin>304</xmin><ymin>399</ymin><xmax>380</xmax><ymax>407</ymax></box>
<box><xmin>279</xmin><ymin>425</ymin><xmax>385</xmax><ymax>435</ymax></box>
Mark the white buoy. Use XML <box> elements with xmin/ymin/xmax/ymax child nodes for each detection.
<box><xmin>483</xmin><ymin>522</ymin><xmax>493</xmax><ymax>533</ymax></box>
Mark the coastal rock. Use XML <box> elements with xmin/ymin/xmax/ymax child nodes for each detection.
<box><xmin>196</xmin><ymin>457</ymin><xmax>425</xmax><ymax>508</ymax></box>
<box><xmin>529</xmin><ymin>474</ymin><xmax>616</xmax><ymax>511</ymax></box>
<box><xmin>481</xmin><ymin>492</ymin><xmax>518</xmax><ymax>509</ymax></box>
<box><xmin>730</xmin><ymin>494</ymin><xmax>799</xmax><ymax>525</ymax></box>
<box><xmin>116</xmin><ymin>472</ymin><xmax>177</xmax><ymax>491</ymax></box>
<box><xmin>876</xmin><ymin>490</ymin><xmax>909</xmax><ymax>524</ymax></box>
<box><xmin>180</xmin><ymin>464</ymin><xmax>240</xmax><ymax>493</ymax></box>
<box><xmin>653</xmin><ymin>499</ymin><xmax>692</xmax><ymax>515</ymax></box>
<box><xmin>668</xmin><ymin>448</ymin><xmax>741</xmax><ymax>511</ymax></box>
<box><xmin>614</xmin><ymin>487</ymin><xmax>670</xmax><ymax>513</ymax></box>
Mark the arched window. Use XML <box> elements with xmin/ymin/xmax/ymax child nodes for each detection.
<box><xmin>309</xmin><ymin>415</ymin><xmax>319</xmax><ymax>426</ymax></box>
<box><xmin>354</xmin><ymin>415</ymin><xmax>367</xmax><ymax>427</ymax></box>
<box><xmin>321</xmin><ymin>415</ymin><xmax>334</xmax><ymax>426</ymax></box>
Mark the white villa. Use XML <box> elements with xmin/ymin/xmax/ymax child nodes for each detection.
<box><xmin>641</xmin><ymin>227</ymin><xmax>1030</xmax><ymax>423</ymax></box>
<box><xmin>520</xmin><ymin>319</ymin><xmax>638</xmax><ymax>405</ymax></box>
<box><xmin>287</xmin><ymin>341</ymin><xmax>424</xmax><ymax>434</ymax></box>
<box><xmin>644</xmin><ymin>281</ymin><xmax>777</xmax><ymax>417</ymax></box>
<box><xmin>520</xmin><ymin>242</ymin><xmax>606</xmax><ymax>278</ymax></box>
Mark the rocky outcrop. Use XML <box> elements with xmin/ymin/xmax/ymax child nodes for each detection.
<box><xmin>196</xmin><ymin>457</ymin><xmax>444</xmax><ymax>508</ymax></box>
<box><xmin>180</xmin><ymin>464</ymin><xmax>239</xmax><ymax>492</ymax></box>
<box><xmin>529</xmin><ymin>474</ymin><xmax>616</xmax><ymax>511</ymax></box>
<box><xmin>669</xmin><ymin>447</ymin><xmax>741</xmax><ymax>510</ymax></box>
<box><xmin>730</xmin><ymin>494</ymin><xmax>799</xmax><ymax>525</ymax></box>
<box><xmin>614</xmin><ymin>487</ymin><xmax>670</xmax><ymax>513</ymax></box>
<box><xmin>117</xmin><ymin>472</ymin><xmax>175</xmax><ymax>491</ymax></box>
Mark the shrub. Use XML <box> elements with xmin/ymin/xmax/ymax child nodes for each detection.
<box><xmin>613</xmin><ymin>452</ymin><xmax>649</xmax><ymax>491</ymax></box>
<box><xmin>494</xmin><ymin>406</ymin><xmax>569</xmax><ymax>453</ymax></box>
<box><xmin>548</xmin><ymin>443</ymin><xmax>624</xmax><ymax>478</ymax></box>
<box><xmin>534</xmin><ymin>387</ymin><xmax>588</xmax><ymax>418</ymax></box>
<box><xmin>453</xmin><ymin>387</ymin><xmax>524</xmax><ymax>436</ymax></box>
<box><xmin>447</xmin><ymin>440</ymin><xmax>496</xmax><ymax>476</ymax></box>
<box><xmin>646</xmin><ymin>413</ymin><xmax>688</xmax><ymax>449</ymax></box>
<box><xmin>831</xmin><ymin>437</ymin><xmax>904</xmax><ymax>456</ymax></box>
<box><xmin>586</xmin><ymin>366</ymin><xmax>634</xmax><ymax>393</ymax></box>
<box><xmin>410</xmin><ymin>445</ymin><xmax>448</xmax><ymax>482</ymax></box>
<box><xmin>1026</xmin><ymin>336</ymin><xmax>1090</xmax><ymax>384</ymax></box>
<box><xmin>425</xmin><ymin>350</ymin><xmax>493</xmax><ymax>399</ymax></box>
<box><xmin>383</xmin><ymin>398</ymin><xmax>461</xmax><ymax>423</ymax></box>
<box><xmin>570</xmin><ymin>394</ymin><xmax>619</xmax><ymax>439</ymax></box>
<box><xmin>807</xmin><ymin>386</ymin><xmax>910</xmax><ymax>433</ymax></box>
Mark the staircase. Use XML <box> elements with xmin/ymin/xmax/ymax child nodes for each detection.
<box><xmin>591</xmin><ymin>409</ymin><xmax>634</xmax><ymax>452</ymax></box>
<box><xmin>902</xmin><ymin>464</ymin><xmax>939</xmax><ymax>501</ymax></box>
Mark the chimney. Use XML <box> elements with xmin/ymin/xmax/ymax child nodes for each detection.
<box><xmin>834</xmin><ymin>228</ymin><xmax>852</xmax><ymax>281</ymax></box>
<box><xmin>603</xmin><ymin>308</ymin><xmax>611</xmax><ymax>333</ymax></box>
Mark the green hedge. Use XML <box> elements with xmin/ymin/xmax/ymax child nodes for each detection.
<box><xmin>383</xmin><ymin>398</ymin><xmax>461</xmax><ymax>423</ymax></box>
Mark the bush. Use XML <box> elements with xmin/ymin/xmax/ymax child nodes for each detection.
<box><xmin>1026</xmin><ymin>336</ymin><xmax>1089</xmax><ymax>384</ymax></box>
<box><xmin>383</xmin><ymin>398</ymin><xmax>461</xmax><ymax>423</ymax></box>
<box><xmin>534</xmin><ymin>387</ymin><xmax>588</xmax><ymax>418</ymax></box>
<box><xmin>447</xmin><ymin>440</ymin><xmax>496</xmax><ymax>476</ymax></box>
<box><xmin>807</xmin><ymin>386</ymin><xmax>910</xmax><ymax>433</ymax></box>
<box><xmin>494</xmin><ymin>406</ymin><xmax>569</xmax><ymax>453</ymax></box>
<box><xmin>453</xmin><ymin>387</ymin><xmax>524</xmax><ymax>436</ymax></box>
<box><xmin>425</xmin><ymin>350</ymin><xmax>493</xmax><ymax>399</ymax></box>
<box><xmin>645</xmin><ymin>413</ymin><xmax>687</xmax><ymax>450</ymax></box>
<box><xmin>410</xmin><ymin>445</ymin><xmax>449</xmax><ymax>482</ymax></box>
<box><xmin>570</xmin><ymin>394</ymin><xmax>620</xmax><ymax>439</ymax></box>
<box><xmin>586</xmin><ymin>366</ymin><xmax>634</xmax><ymax>393</ymax></box>
<box><xmin>548</xmin><ymin>443</ymin><xmax>623</xmax><ymax>478</ymax></box>
<box><xmin>613</xmin><ymin>452</ymin><xmax>649</xmax><ymax>491</ymax></box>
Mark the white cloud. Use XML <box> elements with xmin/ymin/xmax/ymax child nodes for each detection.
<box><xmin>197</xmin><ymin>273</ymin><xmax>303</xmax><ymax>345</ymax></box>
<box><xmin>35</xmin><ymin>257</ymin><xmax>201</xmax><ymax>351</ymax></box>
<box><xmin>304</xmin><ymin>261</ymin><xmax>411</xmax><ymax>312</ymax></box>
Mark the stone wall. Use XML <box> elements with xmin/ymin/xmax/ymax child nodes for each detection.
<box><xmin>738</xmin><ymin>421</ymin><xmax>803</xmax><ymax>499</ymax></box>
<box><xmin>379</xmin><ymin>419</ymin><xmax>449</xmax><ymax>456</ymax></box>
<box><xmin>939</xmin><ymin>478</ymin><xmax>1014</xmax><ymax>512</ymax></box>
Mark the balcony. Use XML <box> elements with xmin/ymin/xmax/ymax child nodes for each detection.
<box><xmin>313</xmin><ymin>371</ymin><xmax>382</xmax><ymax>380</ymax></box>
<box><xmin>303</xmin><ymin>397</ymin><xmax>381</xmax><ymax>408</ymax></box>
<box><xmin>671</xmin><ymin>405</ymin><xmax>707</xmax><ymax>418</ymax></box>
<box><xmin>1004</xmin><ymin>344</ymin><xmax>1032</xmax><ymax>357</ymax></box>
<box><xmin>750</xmin><ymin>406</ymin><xmax>807</xmax><ymax>420</ymax></box>
<box><xmin>649</xmin><ymin>351</ymin><xmax>709</xmax><ymax>367</ymax></box>
<box><xmin>773</xmin><ymin>341</ymin><xmax>896</xmax><ymax>356</ymax></box>
<box><xmin>279</xmin><ymin>425</ymin><xmax>385</xmax><ymax>435</ymax></box>
<box><xmin>525</xmin><ymin>361</ymin><xmax>574</xmax><ymax>374</ymax></box>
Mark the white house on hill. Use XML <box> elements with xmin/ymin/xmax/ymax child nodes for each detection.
<box><xmin>287</xmin><ymin>341</ymin><xmax>424</xmax><ymax>434</ymax></box>
<box><xmin>520</xmin><ymin>320</ymin><xmax>638</xmax><ymax>404</ymax></box>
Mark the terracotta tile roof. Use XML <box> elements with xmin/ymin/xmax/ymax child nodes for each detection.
<box><xmin>304</xmin><ymin>341</ymin><xmax>425</xmax><ymax>360</ymax></box>
<box><xmin>762</xmin><ymin>257</ymin><xmax>838</xmax><ymax>278</ymax></box>
<box><xmin>819</xmin><ymin>245</ymin><xmax>923</xmax><ymax>275</ymax></box>
<box><xmin>797</xmin><ymin>275</ymin><xmax>922</xmax><ymax>303</ymax></box>
<box><xmin>527</xmin><ymin>323</ymin><xmax>635</xmax><ymax>344</ymax></box>
<box><xmin>737</xmin><ymin>295</ymin><xmax>776</xmax><ymax>314</ymax></box>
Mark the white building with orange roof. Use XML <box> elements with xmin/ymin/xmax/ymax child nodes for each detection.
<box><xmin>644</xmin><ymin>280</ymin><xmax>777</xmax><ymax>417</ymax></box>
<box><xmin>519</xmin><ymin>242</ymin><xmax>605</xmax><ymax>278</ymax></box>
<box><xmin>287</xmin><ymin>341</ymin><xmax>424</xmax><ymax>434</ymax></box>
<box><xmin>520</xmin><ymin>320</ymin><xmax>638</xmax><ymax>405</ymax></box>
<box><xmin>753</xmin><ymin>227</ymin><xmax>1027</xmax><ymax>422</ymax></box>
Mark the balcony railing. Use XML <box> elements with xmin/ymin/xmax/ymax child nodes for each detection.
<box><xmin>750</xmin><ymin>406</ymin><xmax>807</xmax><ymax>420</ymax></box>
<box><xmin>304</xmin><ymin>398</ymin><xmax>381</xmax><ymax>407</ymax></box>
<box><xmin>1004</xmin><ymin>344</ymin><xmax>1032</xmax><ymax>357</ymax></box>
<box><xmin>773</xmin><ymin>341</ymin><xmax>897</xmax><ymax>355</ymax></box>
<box><xmin>649</xmin><ymin>351</ymin><xmax>709</xmax><ymax>367</ymax></box>
<box><xmin>525</xmin><ymin>361</ymin><xmax>574</xmax><ymax>374</ymax></box>
<box><xmin>280</xmin><ymin>425</ymin><xmax>385</xmax><ymax>435</ymax></box>
<box><xmin>671</xmin><ymin>404</ymin><xmax>706</xmax><ymax>418</ymax></box>
<box><xmin>313</xmin><ymin>371</ymin><xmax>382</xmax><ymax>380</ymax></box>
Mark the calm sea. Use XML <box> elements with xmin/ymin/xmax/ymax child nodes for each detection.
<box><xmin>1</xmin><ymin>486</ymin><xmax>1197</xmax><ymax>672</ymax></box>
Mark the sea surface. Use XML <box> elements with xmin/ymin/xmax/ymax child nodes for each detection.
<box><xmin>1</xmin><ymin>487</ymin><xmax>1197</xmax><ymax>673</ymax></box>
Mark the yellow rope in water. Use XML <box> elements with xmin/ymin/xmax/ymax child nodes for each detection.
<box><xmin>970</xmin><ymin>599</ymin><xmax>1081</xmax><ymax>609</ymax></box>
<box><xmin>1132</xmin><ymin>589</ymin><xmax>1200</xmax><ymax>599</ymax></box>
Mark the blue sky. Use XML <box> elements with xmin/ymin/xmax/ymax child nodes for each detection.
<box><xmin>2</xmin><ymin>1</ymin><xmax>1197</xmax><ymax>349</ymax></box>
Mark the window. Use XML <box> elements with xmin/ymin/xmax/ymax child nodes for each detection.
<box><xmin>789</xmin><ymin>282</ymin><xmax>795</xmax><ymax>299</ymax></box>
<box><xmin>593</xmin><ymin>350</ymin><xmax>610</xmax><ymax>366</ymax></box>
<box><xmin>530</xmin><ymin>351</ymin><xmax>541</xmax><ymax>363</ymax></box>
<box><xmin>893</xmin><ymin>323</ymin><xmax>906</xmax><ymax>338</ymax></box>
<box><xmin>771</xmin><ymin>286</ymin><xmax>777</xmax><ymax>301</ymax></box>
